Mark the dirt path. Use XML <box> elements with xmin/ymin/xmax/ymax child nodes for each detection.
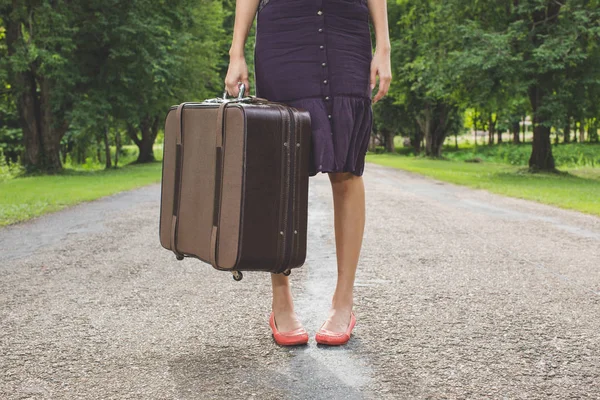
<box><xmin>1</xmin><ymin>163</ymin><xmax>599</xmax><ymax>399</ymax></box>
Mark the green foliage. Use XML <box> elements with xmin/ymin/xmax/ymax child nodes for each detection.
<box><xmin>0</xmin><ymin>126</ymin><xmax>21</xmax><ymax>161</ymax></box>
<box><xmin>384</xmin><ymin>0</ymin><xmax>600</xmax><ymax>162</ymax></box>
<box><xmin>0</xmin><ymin>0</ymin><xmax>226</xmax><ymax>171</ymax></box>
<box><xmin>2</xmin><ymin>0</ymin><xmax>598</xmax><ymax>174</ymax></box>
<box><xmin>0</xmin><ymin>147</ymin><xmax>23</xmax><ymax>181</ymax></box>
<box><xmin>443</xmin><ymin>142</ymin><xmax>600</xmax><ymax>167</ymax></box>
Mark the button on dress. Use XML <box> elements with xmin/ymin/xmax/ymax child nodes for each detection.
<box><xmin>254</xmin><ymin>0</ymin><xmax>374</xmax><ymax>177</ymax></box>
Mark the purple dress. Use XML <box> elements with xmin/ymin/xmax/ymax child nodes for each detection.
<box><xmin>254</xmin><ymin>0</ymin><xmax>373</xmax><ymax>177</ymax></box>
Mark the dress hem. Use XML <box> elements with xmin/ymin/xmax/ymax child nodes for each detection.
<box><xmin>309</xmin><ymin>167</ymin><xmax>365</xmax><ymax>178</ymax></box>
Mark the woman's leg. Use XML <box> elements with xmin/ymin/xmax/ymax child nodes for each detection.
<box><xmin>271</xmin><ymin>273</ymin><xmax>303</xmax><ymax>331</ymax></box>
<box><xmin>322</xmin><ymin>172</ymin><xmax>366</xmax><ymax>332</ymax></box>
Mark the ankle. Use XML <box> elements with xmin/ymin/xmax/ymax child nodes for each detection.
<box><xmin>272</xmin><ymin>293</ymin><xmax>295</xmax><ymax>314</ymax></box>
<box><xmin>331</xmin><ymin>293</ymin><xmax>354</xmax><ymax>311</ymax></box>
<box><xmin>272</xmin><ymin>303</ymin><xmax>295</xmax><ymax>314</ymax></box>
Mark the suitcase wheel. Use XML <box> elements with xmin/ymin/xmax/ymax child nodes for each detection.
<box><xmin>232</xmin><ymin>271</ymin><xmax>243</xmax><ymax>281</ymax></box>
<box><xmin>282</xmin><ymin>269</ymin><xmax>291</xmax><ymax>276</ymax></box>
<box><xmin>176</xmin><ymin>255</ymin><xmax>184</xmax><ymax>261</ymax></box>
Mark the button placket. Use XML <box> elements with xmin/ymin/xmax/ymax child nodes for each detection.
<box><xmin>317</xmin><ymin>4</ymin><xmax>334</xmax><ymax>136</ymax></box>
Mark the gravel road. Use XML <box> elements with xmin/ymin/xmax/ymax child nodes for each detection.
<box><xmin>1</xmin><ymin>163</ymin><xmax>599</xmax><ymax>399</ymax></box>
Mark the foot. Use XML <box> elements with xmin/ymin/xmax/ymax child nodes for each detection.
<box><xmin>271</xmin><ymin>307</ymin><xmax>304</xmax><ymax>332</ymax></box>
<box><xmin>271</xmin><ymin>273</ymin><xmax>303</xmax><ymax>332</ymax></box>
<box><xmin>320</xmin><ymin>306</ymin><xmax>353</xmax><ymax>333</ymax></box>
<box><xmin>269</xmin><ymin>312</ymin><xmax>308</xmax><ymax>346</ymax></box>
<box><xmin>315</xmin><ymin>310</ymin><xmax>356</xmax><ymax>346</ymax></box>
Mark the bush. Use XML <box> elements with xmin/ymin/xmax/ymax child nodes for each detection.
<box><xmin>442</xmin><ymin>142</ymin><xmax>599</xmax><ymax>168</ymax></box>
<box><xmin>0</xmin><ymin>148</ymin><xmax>24</xmax><ymax>181</ymax></box>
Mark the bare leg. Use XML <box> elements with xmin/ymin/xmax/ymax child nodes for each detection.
<box><xmin>271</xmin><ymin>273</ymin><xmax>303</xmax><ymax>331</ymax></box>
<box><xmin>321</xmin><ymin>172</ymin><xmax>366</xmax><ymax>332</ymax></box>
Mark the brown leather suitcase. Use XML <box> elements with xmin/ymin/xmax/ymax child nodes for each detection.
<box><xmin>159</xmin><ymin>86</ymin><xmax>311</xmax><ymax>281</ymax></box>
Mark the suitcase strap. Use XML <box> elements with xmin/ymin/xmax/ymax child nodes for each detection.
<box><xmin>170</xmin><ymin>103</ymin><xmax>187</xmax><ymax>259</ymax></box>
<box><xmin>209</xmin><ymin>102</ymin><xmax>228</xmax><ymax>270</ymax></box>
<box><xmin>170</xmin><ymin>101</ymin><xmax>227</xmax><ymax>268</ymax></box>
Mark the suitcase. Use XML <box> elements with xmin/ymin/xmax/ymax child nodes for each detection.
<box><xmin>159</xmin><ymin>85</ymin><xmax>312</xmax><ymax>281</ymax></box>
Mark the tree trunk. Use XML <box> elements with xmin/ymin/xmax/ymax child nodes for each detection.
<box><xmin>419</xmin><ymin>102</ymin><xmax>450</xmax><ymax>157</ymax></box>
<box><xmin>77</xmin><ymin>146</ymin><xmax>84</xmax><ymax>164</ymax></box>
<box><xmin>579</xmin><ymin>121</ymin><xmax>585</xmax><ymax>143</ymax></box>
<box><xmin>62</xmin><ymin>144</ymin><xmax>68</xmax><ymax>165</ymax></box>
<box><xmin>96</xmin><ymin>137</ymin><xmax>102</xmax><ymax>164</ymax></box>
<box><xmin>529</xmin><ymin>123</ymin><xmax>555</xmax><ymax>171</ymax></box>
<box><xmin>103</xmin><ymin>125</ymin><xmax>112</xmax><ymax>169</ymax></box>
<box><xmin>385</xmin><ymin>130</ymin><xmax>395</xmax><ymax>153</ymax></box>
<box><xmin>115</xmin><ymin>130</ymin><xmax>121</xmax><ymax>167</ymax></box>
<box><xmin>16</xmin><ymin>70</ymin><xmax>44</xmax><ymax>170</ymax></box>
<box><xmin>413</xmin><ymin>132</ymin><xmax>422</xmax><ymax>154</ymax></box>
<box><xmin>126</xmin><ymin>123</ymin><xmax>141</xmax><ymax>146</ymax></box>
<box><xmin>488</xmin><ymin>115</ymin><xmax>495</xmax><ymax>145</ymax></box>
<box><xmin>563</xmin><ymin>116</ymin><xmax>570</xmax><ymax>143</ymax></box>
<box><xmin>5</xmin><ymin>10</ymin><xmax>65</xmax><ymax>173</ymax></box>
<box><xmin>137</xmin><ymin>136</ymin><xmax>155</xmax><ymax>162</ymax></box>
<box><xmin>512</xmin><ymin>120</ymin><xmax>520</xmax><ymax>144</ymax></box>
<box><xmin>473</xmin><ymin>113</ymin><xmax>478</xmax><ymax>146</ymax></box>
<box><xmin>527</xmin><ymin>1</ymin><xmax>561</xmax><ymax>171</ymax></box>
<box><xmin>592</xmin><ymin>120</ymin><xmax>599</xmax><ymax>142</ymax></box>
<box><xmin>496</xmin><ymin>115</ymin><xmax>502</xmax><ymax>143</ymax></box>
<box><xmin>413</xmin><ymin>120</ymin><xmax>422</xmax><ymax>154</ymax></box>
<box><xmin>38</xmin><ymin>76</ymin><xmax>64</xmax><ymax>172</ymax></box>
<box><xmin>127</xmin><ymin>124</ymin><xmax>150</xmax><ymax>163</ymax></box>
<box><xmin>419</xmin><ymin>105</ymin><xmax>432</xmax><ymax>155</ymax></box>
<box><xmin>528</xmin><ymin>84</ymin><xmax>556</xmax><ymax>171</ymax></box>
<box><xmin>132</xmin><ymin>116</ymin><xmax>159</xmax><ymax>163</ymax></box>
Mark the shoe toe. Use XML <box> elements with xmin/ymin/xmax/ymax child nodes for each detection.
<box><xmin>269</xmin><ymin>312</ymin><xmax>309</xmax><ymax>346</ymax></box>
<box><xmin>315</xmin><ymin>313</ymin><xmax>356</xmax><ymax>345</ymax></box>
<box><xmin>315</xmin><ymin>329</ymin><xmax>350</xmax><ymax>345</ymax></box>
<box><xmin>274</xmin><ymin>330</ymin><xmax>309</xmax><ymax>346</ymax></box>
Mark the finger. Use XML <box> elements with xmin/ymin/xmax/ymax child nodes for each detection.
<box><xmin>382</xmin><ymin>73</ymin><xmax>392</xmax><ymax>87</ymax></box>
<box><xmin>373</xmin><ymin>88</ymin><xmax>384</xmax><ymax>103</ymax></box>
<box><xmin>224</xmin><ymin>80</ymin><xmax>233</xmax><ymax>96</ymax></box>
<box><xmin>374</xmin><ymin>75</ymin><xmax>392</xmax><ymax>103</ymax></box>
<box><xmin>233</xmin><ymin>81</ymin><xmax>242</xmax><ymax>97</ymax></box>
<box><xmin>225</xmin><ymin>79</ymin><xmax>240</xmax><ymax>97</ymax></box>
<box><xmin>370</xmin><ymin>66</ymin><xmax>378</xmax><ymax>92</ymax></box>
<box><xmin>374</xmin><ymin>85</ymin><xmax>386</xmax><ymax>103</ymax></box>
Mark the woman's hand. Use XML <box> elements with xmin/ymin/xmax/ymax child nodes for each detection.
<box><xmin>225</xmin><ymin>54</ymin><xmax>251</xmax><ymax>98</ymax></box>
<box><xmin>369</xmin><ymin>48</ymin><xmax>392</xmax><ymax>104</ymax></box>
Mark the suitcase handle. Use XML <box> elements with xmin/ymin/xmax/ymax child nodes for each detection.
<box><xmin>210</xmin><ymin>83</ymin><xmax>294</xmax><ymax>109</ymax></box>
<box><xmin>222</xmin><ymin>82</ymin><xmax>247</xmax><ymax>100</ymax></box>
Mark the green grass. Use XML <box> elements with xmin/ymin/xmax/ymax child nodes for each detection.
<box><xmin>2</xmin><ymin>140</ymin><xmax>599</xmax><ymax>226</ymax></box>
<box><xmin>0</xmin><ymin>160</ymin><xmax>163</xmax><ymax>227</ymax></box>
<box><xmin>366</xmin><ymin>153</ymin><xmax>600</xmax><ymax>217</ymax></box>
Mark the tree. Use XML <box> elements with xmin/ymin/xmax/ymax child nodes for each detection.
<box><xmin>0</xmin><ymin>0</ymin><xmax>225</xmax><ymax>171</ymax></box>
<box><xmin>1</xmin><ymin>1</ymin><xmax>77</xmax><ymax>172</ymax></box>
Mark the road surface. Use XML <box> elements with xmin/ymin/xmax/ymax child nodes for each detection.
<box><xmin>1</xmin><ymin>163</ymin><xmax>599</xmax><ymax>399</ymax></box>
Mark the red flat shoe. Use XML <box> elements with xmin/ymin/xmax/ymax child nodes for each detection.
<box><xmin>269</xmin><ymin>312</ymin><xmax>309</xmax><ymax>346</ymax></box>
<box><xmin>315</xmin><ymin>312</ymin><xmax>356</xmax><ymax>346</ymax></box>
